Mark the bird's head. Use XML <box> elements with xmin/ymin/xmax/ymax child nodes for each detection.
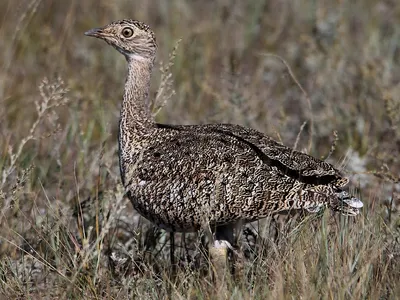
<box><xmin>85</xmin><ymin>19</ymin><xmax>157</xmax><ymax>61</ymax></box>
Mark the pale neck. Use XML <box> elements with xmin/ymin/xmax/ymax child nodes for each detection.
<box><xmin>120</xmin><ymin>56</ymin><xmax>155</xmax><ymax>138</ymax></box>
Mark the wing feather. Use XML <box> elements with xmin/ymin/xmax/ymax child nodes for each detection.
<box><xmin>157</xmin><ymin>123</ymin><xmax>344</xmax><ymax>185</ymax></box>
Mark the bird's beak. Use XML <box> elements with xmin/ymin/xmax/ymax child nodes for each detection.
<box><xmin>84</xmin><ymin>27</ymin><xmax>105</xmax><ymax>39</ymax></box>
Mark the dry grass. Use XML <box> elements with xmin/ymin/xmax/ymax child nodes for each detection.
<box><xmin>0</xmin><ymin>0</ymin><xmax>399</xmax><ymax>299</ymax></box>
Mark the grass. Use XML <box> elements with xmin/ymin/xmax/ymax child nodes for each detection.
<box><xmin>0</xmin><ymin>0</ymin><xmax>399</xmax><ymax>298</ymax></box>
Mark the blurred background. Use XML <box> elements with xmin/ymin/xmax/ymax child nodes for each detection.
<box><xmin>0</xmin><ymin>0</ymin><xmax>399</xmax><ymax>298</ymax></box>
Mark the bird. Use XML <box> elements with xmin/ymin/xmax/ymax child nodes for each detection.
<box><xmin>84</xmin><ymin>19</ymin><xmax>363</xmax><ymax>273</ymax></box>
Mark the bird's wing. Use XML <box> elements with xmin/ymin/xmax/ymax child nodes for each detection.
<box><xmin>156</xmin><ymin>123</ymin><xmax>347</xmax><ymax>186</ymax></box>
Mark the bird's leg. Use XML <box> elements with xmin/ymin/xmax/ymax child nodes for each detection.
<box><xmin>170</xmin><ymin>232</ymin><xmax>176</xmax><ymax>277</ymax></box>
<box><xmin>209</xmin><ymin>224</ymin><xmax>234</xmax><ymax>287</ymax></box>
<box><xmin>167</xmin><ymin>232</ymin><xmax>176</xmax><ymax>298</ymax></box>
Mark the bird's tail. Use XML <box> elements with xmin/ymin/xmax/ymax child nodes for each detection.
<box><xmin>299</xmin><ymin>181</ymin><xmax>363</xmax><ymax>216</ymax></box>
<box><xmin>330</xmin><ymin>189</ymin><xmax>363</xmax><ymax>216</ymax></box>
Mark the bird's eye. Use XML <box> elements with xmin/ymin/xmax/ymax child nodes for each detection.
<box><xmin>122</xmin><ymin>27</ymin><xmax>133</xmax><ymax>38</ymax></box>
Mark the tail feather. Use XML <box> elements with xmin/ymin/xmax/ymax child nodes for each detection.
<box><xmin>333</xmin><ymin>190</ymin><xmax>363</xmax><ymax>216</ymax></box>
<box><xmin>343</xmin><ymin>195</ymin><xmax>363</xmax><ymax>209</ymax></box>
<box><xmin>283</xmin><ymin>181</ymin><xmax>363</xmax><ymax>216</ymax></box>
<box><xmin>295</xmin><ymin>186</ymin><xmax>363</xmax><ymax>216</ymax></box>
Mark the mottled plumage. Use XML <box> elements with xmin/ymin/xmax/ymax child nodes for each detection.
<box><xmin>85</xmin><ymin>20</ymin><xmax>363</xmax><ymax>240</ymax></box>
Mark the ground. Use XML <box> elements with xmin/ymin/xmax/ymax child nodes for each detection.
<box><xmin>0</xmin><ymin>0</ymin><xmax>399</xmax><ymax>299</ymax></box>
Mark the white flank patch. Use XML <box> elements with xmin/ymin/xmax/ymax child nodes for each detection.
<box><xmin>138</xmin><ymin>180</ymin><xmax>147</xmax><ymax>186</ymax></box>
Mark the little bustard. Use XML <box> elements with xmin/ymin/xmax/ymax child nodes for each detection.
<box><xmin>85</xmin><ymin>19</ymin><xmax>363</xmax><ymax>271</ymax></box>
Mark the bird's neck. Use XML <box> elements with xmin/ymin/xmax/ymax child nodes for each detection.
<box><xmin>119</xmin><ymin>56</ymin><xmax>155</xmax><ymax>146</ymax></box>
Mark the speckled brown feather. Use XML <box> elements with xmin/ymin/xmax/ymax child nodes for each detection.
<box><xmin>85</xmin><ymin>19</ymin><xmax>363</xmax><ymax>234</ymax></box>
